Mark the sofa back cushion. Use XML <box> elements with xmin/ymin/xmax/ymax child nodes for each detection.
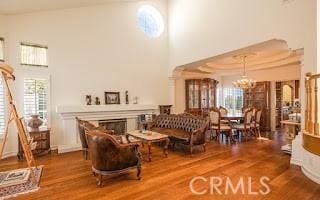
<box><xmin>153</xmin><ymin>114</ymin><xmax>207</xmax><ymax>132</ymax></box>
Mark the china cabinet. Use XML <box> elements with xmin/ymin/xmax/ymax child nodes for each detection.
<box><xmin>185</xmin><ymin>78</ymin><xmax>218</xmax><ymax>116</ymax></box>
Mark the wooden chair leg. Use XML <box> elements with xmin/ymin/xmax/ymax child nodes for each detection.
<box><xmin>203</xmin><ymin>144</ymin><xmax>206</xmax><ymax>152</ymax></box>
<box><xmin>258</xmin><ymin>127</ymin><xmax>262</xmax><ymax>138</ymax></box>
<box><xmin>137</xmin><ymin>166</ymin><xmax>141</xmax><ymax>180</ymax></box>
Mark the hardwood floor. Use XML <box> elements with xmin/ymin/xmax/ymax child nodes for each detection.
<box><xmin>1</xmin><ymin>131</ymin><xmax>319</xmax><ymax>200</ymax></box>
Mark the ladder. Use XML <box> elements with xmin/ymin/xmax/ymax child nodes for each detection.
<box><xmin>0</xmin><ymin>64</ymin><xmax>37</xmax><ymax>183</ymax></box>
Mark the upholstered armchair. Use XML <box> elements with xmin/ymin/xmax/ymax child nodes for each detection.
<box><xmin>76</xmin><ymin>117</ymin><xmax>90</xmax><ymax>160</ymax></box>
<box><xmin>76</xmin><ymin>117</ymin><xmax>115</xmax><ymax>160</ymax></box>
<box><xmin>86</xmin><ymin>130</ymin><xmax>142</xmax><ymax>187</ymax></box>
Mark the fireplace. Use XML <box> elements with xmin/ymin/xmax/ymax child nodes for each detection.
<box><xmin>98</xmin><ymin>118</ymin><xmax>127</xmax><ymax>135</ymax></box>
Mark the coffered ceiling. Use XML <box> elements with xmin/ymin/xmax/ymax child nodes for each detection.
<box><xmin>0</xmin><ymin>0</ymin><xmax>139</xmax><ymax>15</ymax></box>
<box><xmin>177</xmin><ymin>39</ymin><xmax>302</xmax><ymax>76</ymax></box>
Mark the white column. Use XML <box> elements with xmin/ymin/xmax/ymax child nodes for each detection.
<box><xmin>270</xmin><ymin>81</ymin><xmax>276</xmax><ymax>132</ymax></box>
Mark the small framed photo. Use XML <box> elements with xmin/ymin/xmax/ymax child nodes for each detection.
<box><xmin>105</xmin><ymin>92</ymin><xmax>120</xmax><ymax>104</ymax></box>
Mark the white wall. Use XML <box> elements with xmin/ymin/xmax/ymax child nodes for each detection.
<box><xmin>1</xmin><ymin>1</ymin><xmax>170</xmax><ymax>156</ymax></box>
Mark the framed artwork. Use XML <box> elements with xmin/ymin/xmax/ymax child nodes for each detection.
<box><xmin>105</xmin><ymin>92</ymin><xmax>120</xmax><ymax>104</ymax></box>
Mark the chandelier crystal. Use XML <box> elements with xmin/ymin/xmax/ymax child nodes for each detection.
<box><xmin>233</xmin><ymin>55</ymin><xmax>256</xmax><ymax>89</ymax></box>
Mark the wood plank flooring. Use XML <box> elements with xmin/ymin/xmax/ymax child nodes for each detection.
<box><xmin>1</xmin><ymin>131</ymin><xmax>319</xmax><ymax>200</ymax></box>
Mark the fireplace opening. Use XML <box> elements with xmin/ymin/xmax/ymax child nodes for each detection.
<box><xmin>98</xmin><ymin>118</ymin><xmax>127</xmax><ymax>135</ymax></box>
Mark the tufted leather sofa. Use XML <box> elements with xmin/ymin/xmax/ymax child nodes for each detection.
<box><xmin>150</xmin><ymin>114</ymin><xmax>209</xmax><ymax>155</ymax></box>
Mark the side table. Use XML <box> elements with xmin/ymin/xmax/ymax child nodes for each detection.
<box><xmin>17</xmin><ymin>127</ymin><xmax>51</xmax><ymax>160</ymax></box>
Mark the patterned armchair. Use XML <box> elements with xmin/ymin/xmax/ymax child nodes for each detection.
<box><xmin>86</xmin><ymin>130</ymin><xmax>142</xmax><ymax>187</ymax></box>
<box><xmin>150</xmin><ymin>114</ymin><xmax>209</xmax><ymax>155</ymax></box>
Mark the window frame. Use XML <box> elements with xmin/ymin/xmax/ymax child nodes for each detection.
<box><xmin>221</xmin><ymin>88</ymin><xmax>244</xmax><ymax>115</ymax></box>
<box><xmin>23</xmin><ymin>76</ymin><xmax>51</xmax><ymax>127</ymax></box>
<box><xmin>137</xmin><ymin>5</ymin><xmax>164</xmax><ymax>38</ymax></box>
<box><xmin>0</xmin><ymin>77</ymin><xmax>6</xmax><ymax>138</ymax></box>
<box><xmin>0</xmin><ymin>37</ymin><xmax>5</xmax><ymax>62</ymax></box>
<box><xmin>20</xmin><ymin>42</ymin><xmax>48</xmax><ymax>67</ymax></box>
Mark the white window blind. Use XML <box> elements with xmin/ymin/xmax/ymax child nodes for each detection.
<box><xmin>20</xmin><ymin>43</ymin><xmax>48</xmax><ymax>67</ymax></box>
<box><xmin>24</xmin><ymin>78</ymin><xmax>48</xmax><ymax>124</ymax></box>
<box><xmin>222</xmin><ymin>88</ymin><xmax>244</xmax><ymax>115</ymax></box>
<box><xmin>0</xmin><ymin>77</ymin><xmax>5</xmax><ymax>135</ymax></box>
<box><xmin>0</xmin><ymin>38</ymin><xmax>4</xmax><ymax>62</ymax></box>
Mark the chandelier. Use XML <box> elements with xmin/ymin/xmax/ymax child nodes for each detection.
<box><xmin>233</xmin><ymin>55</ymin><xmax>256</xmax><ymax>89</ymax></box>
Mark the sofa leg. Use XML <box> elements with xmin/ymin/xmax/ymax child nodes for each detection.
<box><xmin>190</xmin><ymin>146</ymin><xmax>194</xmax><ymax>157</ymax></box>
<box><xmin>137</xmin><ymin>166</ymin><xmax>141</xmax><ymax>180</ymax></box>
<box><xmin>97</xmin><ymin>174</ymin><xmax>103</xmax><ymax>187</ymax></box>
<box><xmin>172</xmin><ymin>141</ymin><xmax>176</xmax><ymax>150</ymax></box>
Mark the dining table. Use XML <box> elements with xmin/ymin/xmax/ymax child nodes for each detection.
<box><xmin>220</xmin><ymin>113</ymin><xmax>244</xmax><ymax>121</ymax></box>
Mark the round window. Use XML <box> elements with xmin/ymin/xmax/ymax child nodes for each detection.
<box><xmin>137</xmin><ymin>5</ymin><xmax>164</xmax><ymax>38</ymax></box>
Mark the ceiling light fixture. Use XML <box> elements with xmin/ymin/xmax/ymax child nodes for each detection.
<box><xmin>233</xmin><ymin>54</ymin><xmax>257</xmax><ymax>89</ymax></box>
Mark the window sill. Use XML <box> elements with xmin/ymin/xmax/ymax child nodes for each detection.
<box><xmin>21</xmin><ymin>63</ymin><xmax>48</xmax><ymax>68</ymax></box>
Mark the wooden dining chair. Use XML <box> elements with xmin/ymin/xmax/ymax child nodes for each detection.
<box><xmin>251</xmin><ymin>109</ymin><xmax>262</xmax><ymax>138</ymax></box>
<box><xmin>233</xmin><ymin>109</ymin><xmax>254</xmax><ymax>141</ymax></box>
<box><xmin>219</xmin><ymin>106</ymin><xmax>229</xmax><ymax>124</ymax></box>
<box><xmin>209</xmin><ymin>108</ymin><xmax>232</xmax><ymax>143</ymax></box>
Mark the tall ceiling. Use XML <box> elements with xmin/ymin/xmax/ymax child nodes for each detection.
<box><xmin>0</xmin><ymin>0</ymin><xmax>138</xmax><ymax>15</ymax></box>
<box><xmin>175</xmin><ymin>39</ymin><xmax>303</xmax><ymax>76</ymax></box>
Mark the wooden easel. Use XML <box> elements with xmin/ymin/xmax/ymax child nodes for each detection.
<box><xmin>0</xmin><ymin>64</ymin><xmax>37</xmax><ymax>183</ymax></box>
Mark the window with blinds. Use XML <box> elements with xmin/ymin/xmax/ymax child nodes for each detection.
<box><xmin>0</xmin><ymin>38</ymin><xmax>4</xmax><ymax>62</ymax></box>
<box><xmin>20</xmin><ymin>42</ymin><xmax>48</xmax><ymax>67</ymax></box>
<box><xmin>24</xmin><ymin>78</ymin><xmax>48</xmax><ymax>124</ymax></box>
<box><xmin>222</xmin><ymin>88</ymin><xmax>244</xmax><ymax>115</ymax></box>
<box><xmin>0</xmin><ymin>77</ymin><xmax>5</xmax><ymax>135</ymax></box>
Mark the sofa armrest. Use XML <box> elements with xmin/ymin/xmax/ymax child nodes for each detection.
<box><xmin>190</xmin><ymin>129</ymin><xmax>205</xmax><ymax>145</ymax></box>
<box><xmin>190</xmin><ymin>120</ymin><xmax>209</xmax><ymax>145</ymax></box>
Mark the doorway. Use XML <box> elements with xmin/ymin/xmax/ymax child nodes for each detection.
<box><xmin>275</xmin><ymin>80</ymin><xmax>300</xmax><ymax>129</ymax></box>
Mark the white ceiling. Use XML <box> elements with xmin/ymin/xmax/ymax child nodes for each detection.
<box><xmin>176</xmin><ymin>39</ymin><xmax>303</xmax><ymax>76</ymax></box>
<box><xmin>0</xmin><ymin>0</ymin><xmax>139</xmax><ymax>15</ymax></box>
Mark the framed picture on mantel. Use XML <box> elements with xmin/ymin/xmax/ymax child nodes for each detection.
<box><xmin>105</xmin><ymin>92</ymin><xmax>120</xmax><ymax>104</ymax></box>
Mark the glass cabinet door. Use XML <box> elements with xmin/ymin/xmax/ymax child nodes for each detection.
<box><xmin>186</xmin><ymin>79</ymin><xmax>217</xmax><ymax>115</ymax></box>
<box><xmin>188</xmin><ymin>80</ymin><xmax>200</xmax><ymax>109</ymax></box>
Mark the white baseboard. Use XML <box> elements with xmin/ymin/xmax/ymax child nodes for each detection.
<box><xmin>51</xmin><ymin>145</ymin><xmax>58</xmax><ymax>151</ymax></box>
<box><xmin>1</xmin><ymin>151</ymin><xmax>18</xmax><ymax>159</ymax></box>
<box><xmin>290</xmin><ymin>157</ymin><xmax>302</xmax><ymax>166</ymax></box>
<box><xmin>58</xmin><ymin>144</ymin><xmax>82</xmax><ymax>154</ymax></box>
<box><xmin>302</xmin><ymin>165</ymin><xmax>320</xmax><ymax>184</ymax></box>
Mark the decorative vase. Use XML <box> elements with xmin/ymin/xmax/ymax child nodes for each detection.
<box><xmin>28</xmin><ymin>114</ymin><xmax>43</xmax><ymax>129</ymax></box>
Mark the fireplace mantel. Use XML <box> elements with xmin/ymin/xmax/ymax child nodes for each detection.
<box><xmin>56</xmin><ymin>104</ymin><xmax>158</xmax><ymax>120</ymax></box>
<box><xmin>57</xmin><ymin>104</ymin><xmax>158</xmax><ymax>114</ymax></box>
<box><xmin>56</xmin><ymin>104</ymin><xmax>158</xmax><ymax>153</ymax></box>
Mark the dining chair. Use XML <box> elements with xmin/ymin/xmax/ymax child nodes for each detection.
<box><xmin>219</xmin><ymin>106</ymin><xmax>229</xmax><ymax>124</ymax></box>
<box><xmin>209</xmin><ymin>108</ymin><xmax>232</xmax><ymax>143</ymax></box>
<box><xmin>242</xmin><ymin>107</ymin><xmax>251</xmax><ymax>113</ymax></box>
<box><xmin>233</xmin><ymin>109</ymin><xmax>254</xmax><ymax>141</ymax></box>
<box><xmin>251</xmin><ymin>109</ymin><xmax>262</xmax><ymax>138</ymax></box>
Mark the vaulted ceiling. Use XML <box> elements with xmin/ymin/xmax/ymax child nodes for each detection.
<box><xmin>175</xmin><ymin>39</ymin><xmax>302</xmax><ymax>76</ymax></box>
<box><xmin>0</xmin><ymin>0</ymin><xmax>138</xmax><ymax>15</ymax></box>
